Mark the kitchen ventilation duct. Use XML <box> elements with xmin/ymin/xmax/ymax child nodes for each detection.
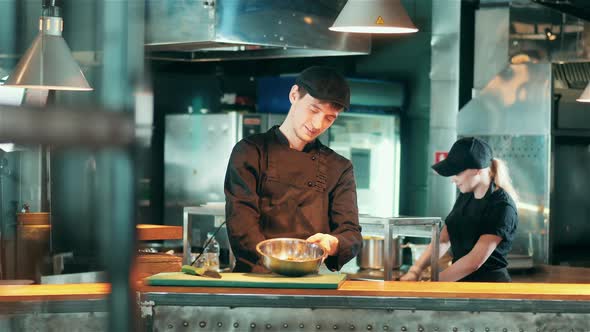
<box><xmin>553</xmin><ymin>62</ymin><xmax>590</xmax><ymax>102</ymax></box>
<box><xmin>144</xmin><ymin>0</ymin><xmax>371</xmax><ymax>61</ymax></box>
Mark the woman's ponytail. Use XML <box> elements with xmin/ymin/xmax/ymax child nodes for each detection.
<box><xmin>490</xmin><ymin>158</ymin><xmax>519</xmax><ymax>203</ymax></box>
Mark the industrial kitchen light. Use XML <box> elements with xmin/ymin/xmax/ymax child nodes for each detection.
<box><xmin>577</xmin><ymin>83</ymin><xmax>590</xmax><ymax>103</ymax></box>
<box><xmin>4</xmin><ymin>0</ymin><xmax>92</xmax><ymax>91</ymax></box>
<box><xmin>329</xmin><ymin>0</ymin><xmax>418</xmax><ymax>34</ymax></box>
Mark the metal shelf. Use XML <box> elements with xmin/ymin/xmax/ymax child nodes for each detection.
<box><xmin>359</xmin><ymin>216</ymin><xmax>442</xmax><ymax>281</ymax></box>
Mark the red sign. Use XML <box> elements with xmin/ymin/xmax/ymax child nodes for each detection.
<box><xmin>434</xmin><ymin>151</ymin><xmax>448</xmax><ymax>163</ymax></box>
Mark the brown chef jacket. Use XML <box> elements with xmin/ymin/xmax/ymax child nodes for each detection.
<box><xmin>224</xmin><ymin>126</ymin><xmax>362</xmax><ymax>273</ymax></box>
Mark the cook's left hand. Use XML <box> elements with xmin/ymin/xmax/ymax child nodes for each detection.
<box><xmin>306</xmin><ymin>233</ymin><xmax>339</xmax><ymax>256</ymax></box>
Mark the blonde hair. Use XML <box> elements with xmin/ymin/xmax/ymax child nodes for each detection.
<box><xmin>490</xmin><ymin>158</ymin><xmax>519</xmax><ymax>203</ymax></box>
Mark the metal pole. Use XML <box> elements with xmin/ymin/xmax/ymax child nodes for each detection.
<box><xmin>0</xmin><ymin>155</ymin><xmax>6</xmax><ymax>280</ymax></box>
<box><xmin>383</xmin><ymin>223</ymin><xmax>393</xmax><ymax>281</ymax></box>
<box><xmin>96</xmin><ymin>150</ymin><xmax>135</xmax><ymax>332</ymax></box>
<box><xmin>430</xmin><ymin>219</ymin><xmax>440</xmax><ymax>281</ymax></box>
<box><xmin>183</xmin><ymin>209</ymin><xmax>192</xmax><ymax>265</ymax></box>
<box><xmin>99</xmin><ymin>0</ymin><xmax>145</xmax><ymax>329</ymax></box>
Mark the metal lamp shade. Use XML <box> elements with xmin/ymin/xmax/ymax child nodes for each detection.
<box><xmin>329</xmin><ymin>0</ymin><xmax>418</xmax><ymax>34</ymax></box>
<box><xmin>577</xmin><ymin>83</ymin><xmax>590</xmax><ymax>103</ymax></box>
<box><xmin>5</xmin><ymin>34</ymin><xmax>92</xmax><ymax>91</ymax></box>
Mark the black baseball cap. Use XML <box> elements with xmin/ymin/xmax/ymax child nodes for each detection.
<box><xmin>431</xmin><ymin>137</ymin><xmax>493</xmax><ymax>177</ymax></box>
<box><xmin>295</xmin><ymin>66</ymin><xmax>350</xmax><ymax>111</ymax></box>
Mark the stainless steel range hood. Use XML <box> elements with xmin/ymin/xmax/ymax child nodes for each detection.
<box><xmin>144</xmin><ymin>0</ymin><xmax>371</xmax><ymax>62</ymax></box>
<box><xmin>457</xmin><ymin>1</ymin><xmax>590</xmax><ymax>267</ymax></box>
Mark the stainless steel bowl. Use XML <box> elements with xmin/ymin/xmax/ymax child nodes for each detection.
<box><xmin>256</xmin><ymin>238</ymin><xmax>326</xmax><ymax>277</ymax></box>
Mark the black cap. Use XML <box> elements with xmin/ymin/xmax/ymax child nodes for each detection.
<box><xmin>431</xmin><ymin>137</ymin><xmax>493</xmax><ymax>177</ymax></box>
<box><xmin>295</xmin><ymin>66</ymin><xmax>350</xmax><ymax>110</ymax></box>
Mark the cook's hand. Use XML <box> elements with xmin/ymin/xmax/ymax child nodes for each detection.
<box><xmin>306</xmin><ymin>233</ymin><xmax>339</xmax><ymax>256</ymax></box>
<box><xmin>399</xmin><ymin>266</ymin><xmax>422</xmax><ymax>281</ymax></box>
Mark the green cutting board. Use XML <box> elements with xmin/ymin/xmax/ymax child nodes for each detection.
<box><xmin>145</xmin><ymin>272</ymin><xmax>347</xmax><ymax>289</ymax></box>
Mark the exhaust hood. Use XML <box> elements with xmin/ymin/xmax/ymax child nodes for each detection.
<box><xmin>533</xmin><ymin>0</ymin><xmax>590</xmax><ymax>21</ymax></box>
<box><xmin>144</xmin><ymin>0</ymin><xmax>371</xmax><ymax>61</ymax></box>
<box><xmin>460</xmin><ymin>1</ymin><xmax>590</xmax><ymax>134</ymax></box>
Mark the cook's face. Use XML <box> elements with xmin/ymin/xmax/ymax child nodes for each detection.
<box><xmin>289</xmin><ymin>88</ymin><xmax>341</xmax><ymax>143</ymax></box>
<box><xmin>451</xmin><ymin>169</ymin><xmax>481</xmax><ymax>193</ymax></box>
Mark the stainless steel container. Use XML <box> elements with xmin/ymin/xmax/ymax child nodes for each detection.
<box><xmin>256</xmin><ymin>238</ymin><xmax>326</xmax><ymax>277</ymax></box>
<box><xmin>357</xmin><ymin>235</ymin><xmax>402</xmax><ymax>270</ymax></box>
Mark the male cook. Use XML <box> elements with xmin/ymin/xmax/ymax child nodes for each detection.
<box><xmin>224</xmin><ymin>66</ymin><xmax>362</xmax><ymax>272</ymax></box>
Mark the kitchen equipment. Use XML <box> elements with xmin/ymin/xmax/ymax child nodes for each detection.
<box><xmin>256</xmin><ymin>238</ymin><xmax>326</xmax><ymax>277</ymax></box>
<box><xmin>16</xmin><ymin>212</ymin><xmax>50</xmax><ymax>282</ymax></box>
<box><xmin>164</xmin><ymin>112</ymin><xmax>264</xmax><ymax>226</ymax></box>
<box><xmin>357</xmin><ymin>235</ymin><xmax>402</xmax><ymax>270</ymax></box>
<box><xmin>190</xmin><ymin>220</ymin><xmax>226</xmax><ymax>267</ymax></box>
<box><xmin>145</xmin><ymin>272</ymin><xmax>346</xmax><ymax>289</ymax></box>
<box><xmin>133</xmin><ymin>253</ymin><xmax>182</xmax><ymax>280</ymax></box>
<box><xmin>355</xmin><ymin>216</ymin><xmax>441</xmax><ymax>281</ymax></box>
<box><xmin>144</xmin><ymin>0</ymin><xmax>370</xmax><ymax>61</ymax></box>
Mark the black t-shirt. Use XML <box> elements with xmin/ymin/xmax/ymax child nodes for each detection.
<box><xmin>445</xmin><ymin>183</ymin><xmax>518</xmax><ymax>271</ymax></box>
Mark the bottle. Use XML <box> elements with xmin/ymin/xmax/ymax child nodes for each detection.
<box><xmin>203</xmin><ymin>232</ymin><xmax>220</xmax><ymax>272</ymax></box>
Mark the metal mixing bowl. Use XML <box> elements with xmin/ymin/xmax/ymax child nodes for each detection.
<box><xmin>256</xmin><ymin>238</ymin><xmax>326</xmax><ymax>277</ymax></box>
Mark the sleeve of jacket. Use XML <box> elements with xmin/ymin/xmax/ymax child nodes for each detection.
<box><xmin>325</xmin><ymin>162</ymin><xmax>362</xmax><ymax>271</ymax></box>
<box><xmin>224</xmin><ymin>139</ymin><xmax>267</xmax><ymax>270</ymax></box>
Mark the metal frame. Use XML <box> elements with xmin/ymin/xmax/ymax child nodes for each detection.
<box><xmin>139</xmin><ymin>291</ymin><xmax>590</xmax><ymax>314</ymax></box>
<box><xmin>138</xmin><ymin>285</ymin><xmax>590</xmax><ymax>331</ymax></box>
<box><xmin>141</xmin><ymin>304</ymin><xmax>590</xmax><ymax>332</ymax></box>
<box><xmin>360</xmin><ymin>216</ymin><xmax>442</xmax><ymax>281</ymax></box>
<box><xmin>182</xmin><ymin>205</ymin><xmax>230</xmax><ymax>266</ymax></box>
<box><xmin>0</xmin><ymin>299</ymin><xmax>107</xmax><ymax>315</ymax></box>
<box><xmin>145</xmin><ymin>305</ymin><xmax>590</xmax><ymax>332</ymax></box>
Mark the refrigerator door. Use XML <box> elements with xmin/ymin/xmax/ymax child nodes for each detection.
<box><xmin>164</xmin><ymin>113</ymin><xmax>264</xmax><ymax>225</ymax></box>
<box><xmin>165</xmin><ymin>113</ymin><xmax>237</xmax><ymax>207</ymax></box>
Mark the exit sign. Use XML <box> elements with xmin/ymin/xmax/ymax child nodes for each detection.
<box><xmin>434</xmin><ymin>151</ymin><xmax>448</xmax><ymax>163</ymax></box>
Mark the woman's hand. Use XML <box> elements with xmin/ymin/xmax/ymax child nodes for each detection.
<box><xmin>399</xmin><ymin>266</ymin><xmax>422</xmax><ymax>281</ymax></box>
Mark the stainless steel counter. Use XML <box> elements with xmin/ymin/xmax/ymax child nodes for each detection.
<box><xmin>1</xmin><ymin>280</ymin><xmax>590</xmax><ymax>331</ymax></box>
<box><xmin>0</xmin><ymin>283</ymin><xmax>109</xmax><ymax>331</ymax></box>
<box><xmin>138</xmin><ymin>280</ymin><xmax>590</xmax><ymax>331</ymax></box>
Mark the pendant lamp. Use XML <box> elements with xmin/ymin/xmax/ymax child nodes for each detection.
<box><xmin>4</xmin><ymin>0</ymin><xmax>92</xmax><ymax>91</ymax></box>
<box><xmin>330</xmin><ymin>0</ymin><xmax>418</xmax><ymax>34</ymax></box>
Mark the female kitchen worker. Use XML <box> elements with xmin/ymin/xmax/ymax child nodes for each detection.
<box><xmin>401</xmin><ymin>137</ymin><xmax>519</xmax><ymax>282</ymax></box>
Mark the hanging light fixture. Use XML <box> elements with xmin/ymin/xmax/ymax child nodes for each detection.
<box><xmin>577</xmin><ymin>83</ymin><xmax>590</xmax><ymax>103</ymax></box>
<box><xmin>329</xmin><ymin>0</ymin><xmax>418</xmax><ymax>34</ymax></box>
<box><xmin>4</xmin><ymin>0</ymin><xmax>92</xmax><ymax>91</ymax></box>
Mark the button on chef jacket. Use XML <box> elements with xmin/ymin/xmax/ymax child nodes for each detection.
<box><xmin>224</xmin><ymin>126</ymin><xmax>362</xmax><ymax>273</ymax></box>
<box><xmin>445</xmin><ymin>182</ymin><xmax>518</xmax><ymax>281</ymax></box>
